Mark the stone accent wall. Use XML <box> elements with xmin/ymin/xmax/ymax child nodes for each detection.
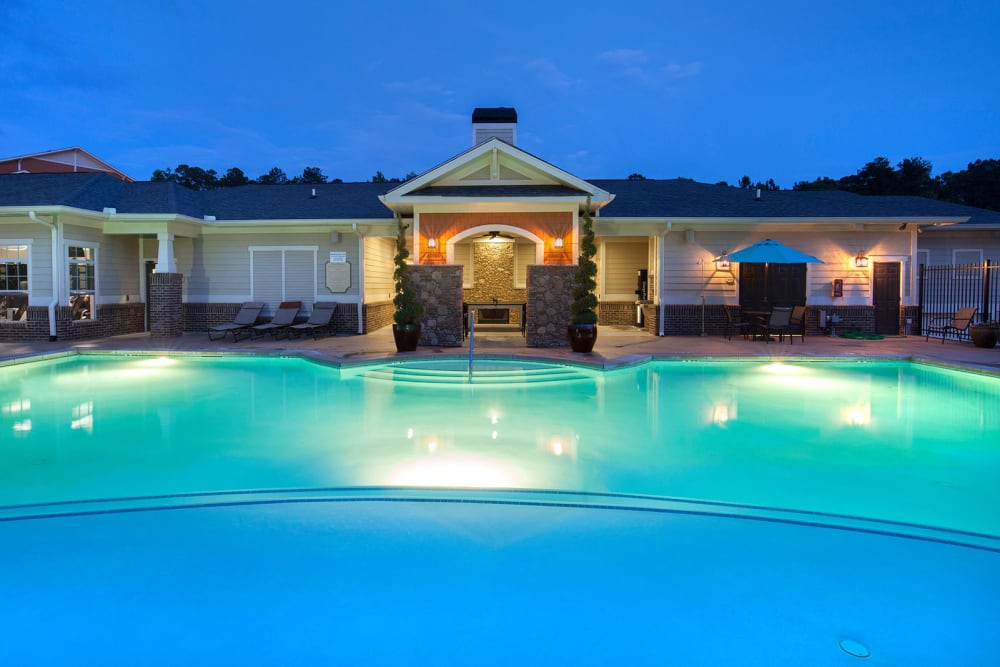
<box><xmin>411</xmin><ymin>264</ymin><xmax>463</xmax><ymax>347</ymax></box>
<box><xmin>526</xmin><ymin>264</ymin><xmax>575</xmax><ymax>348</ymax></box>
<box><xmin>149</xmin><ymin>273</ymin><xmax>184</xmax><ymax>337</ymax></box>
<box><xmin>464</xmin><ymin>241</ymin><xmax>527</xmax><ymax>304</ymax></box>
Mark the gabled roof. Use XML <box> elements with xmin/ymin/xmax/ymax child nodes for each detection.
<box><xmin>379</xmin><ymin>138</ymin><xmax>613</xmax><ymax>213</ymax></box>
<box><xmin>0</xmin><ymin>147</ymin><xmax>133</xmax><ymax>181</ymax></box>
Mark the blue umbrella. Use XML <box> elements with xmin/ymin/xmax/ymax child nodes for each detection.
<box><xmin>726</xmin><ymin>239</ymin><xmax>824</xmax><ymax>264</ymax></box>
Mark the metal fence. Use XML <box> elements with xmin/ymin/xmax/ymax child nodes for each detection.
<box><xmin>919</xmin><ymin>261</ymin><xmax>999</xmax><ymax>337</ymax></box>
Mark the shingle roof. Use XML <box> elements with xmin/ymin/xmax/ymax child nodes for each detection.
<box><xmin>589</xmin><ymin>178</ymin><xmax>1000</xmax><ymax>223</ymax></box>
<box><xmin>1</xmin><ymin>172</ymin><xmax>998</xmax><ymax>227</ymax></box>
<box><xmin>408</xmin><ymin>185</ymin><xmax>585</xmax><ymax>197</ymax></box>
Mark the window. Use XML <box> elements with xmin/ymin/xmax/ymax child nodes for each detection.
<box><xmin>953</xmin><ymin>249</ymin><xmax>982</xmax><ymax>267</ymax></box>
<box><xmin>0</xmin><ymin>243</ymin><xmax>29</xmax><ymax>321</ymax></box>
<box><xmin>249</xmin><ymin>246</ymin><xmax>317</xmax><ymax>314</ymax></box>
<box><xmin>68</xmin><ymin>245</ymin><xmax>96</xmax><ymax>321</ymax></box>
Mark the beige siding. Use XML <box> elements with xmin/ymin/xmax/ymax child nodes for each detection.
<box><xmin>918</xmin><ymin>233</ymin><xmax>1000</xmax><ymax>266</ymax></box>
<box><xmin>364</xmin><ymin>236</ymin><xmax>395</xmax><ymax>302</ymax></box>
<box><xmin>98</xmin><ymin>235</ymin><xmax>141</xmax><ymax>302</ymax></box>
<box><xmin>660</xmin><ymin>230</ymin><xmax>916</xmax><ymax>307</ymax></box>
<box><xmin>0</xmin><ymin>222</ymin><xmax>52</xmax><ymax>300</ymax></box>
<box><xmin>180</xmin><ymin>231</ymin><xmax>359</xmax><ymax>303</ymax></box>
<box><xmin>454</xmin><ymin>241</ymin><xmax>474</xmax><ymax>288</ymax></box>
<box><xmin>599</xmin><ymin>238</ymin><xmax>648</xmax><ymax>300</ymax></box>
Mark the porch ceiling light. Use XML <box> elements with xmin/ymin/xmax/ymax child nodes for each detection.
<box><xmin>854</xmin><ymin>252</ymin><xmax>869</xmax><ymax>268</ymax></box>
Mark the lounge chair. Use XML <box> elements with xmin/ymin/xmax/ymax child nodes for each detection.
<box><xmin>724</xmin><ymin>306</ymin><xmax>752</xmax><ymax>340</ymax></box>
<box><xmin>208</xmin><ymin>302</ymin><xmax>264</xmax><ymax>341</ymax></box>
<box><xmin>250</xmin><ymin>301</ymin><xmax>302</xmax><ymax>339</ymax></box>
<box><xmin>287</xmin><ymin>302</ymin><xmax>338</xmax><ymax>338</ymax></box>
<box><xmin>925</xmin><ymin>307</ymin><xmax>977</xmax><ymax>344</ymax></box>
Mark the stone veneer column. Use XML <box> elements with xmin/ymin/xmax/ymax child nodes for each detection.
<box><xmin>410</xmin><ymin>265</ymin><xmax>464</xmax><ymax>347</ymax></box>
<box><xmin>526</xmin><ymin>265</ymin><xmax>575</xmax><ymax>348</ymax></box>
<box><xmin>150</xmin><ymin>273</ymin><xmax>183</xmax><ymax>337</ymax></box>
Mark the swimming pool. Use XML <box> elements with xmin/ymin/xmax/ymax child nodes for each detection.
<box><xmin>1</xmin><ymin>353</ymin><xmax>998</xmax><ymax>664</ymax></box>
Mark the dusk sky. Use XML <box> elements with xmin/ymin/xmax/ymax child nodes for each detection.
<box><xmin>3</xmin><ymin>1</ymin><xmax>998</xmax><ymax>187</ymax></box>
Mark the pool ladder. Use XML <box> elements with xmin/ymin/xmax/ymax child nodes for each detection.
<box><xmin>467</xmin><ymin>308</ymin><xmax>476</xmax><ymax>382</ymax></box>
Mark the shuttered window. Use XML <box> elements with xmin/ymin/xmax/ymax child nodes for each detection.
<box><xmin>250</xmin><ymin>246</ymin><xmax>317</xmax><ymax>314</ymax></box>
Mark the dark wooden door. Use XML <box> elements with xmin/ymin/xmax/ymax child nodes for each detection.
<box><xmin>739</xmin><ymin>263</ymin><xmax>807</xmax><ymax>309</ymax></box>
<box><xmin>873</xmin><ymin>262</ymin><xmax>901</xmax><ymax>334</ymax></box>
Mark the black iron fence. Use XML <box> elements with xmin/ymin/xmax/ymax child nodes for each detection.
<box><xmin>919</xmin><ymin>261</ymin><xmax>999</xmax><ymax>337</ymax></box>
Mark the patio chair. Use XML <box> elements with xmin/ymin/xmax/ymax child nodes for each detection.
<box><xmin>788</xmin><ymin>305</ymin><xmax>807</xmax><ymax>343</ymax></box>
<box><xmin>925</xmin><ymin>307</ymin><xmax>977</xmax><ymax>344</ymax></box>
<box><xmin>762</xmin><ymin>306</ymin><xmax>793</xmax><ymax>343</ymax></box>
<box><xmin>287</xmin><ymin>302</ymin><xmax>338</xmax><ymax>339</ymax></box>
<box><xmin>250</xmin><ymin>301</ymin><xmax>302</xmax><ymax>339</ymax></box>
<box><xmin>208</xmin><ymin>302</ymin><xmax>264</xmax><ymax>342</ymax></box>
<box><xmin>724</xmin><ymin>305</ymin><xmax>751</xmax><ymax>340</ymax></box>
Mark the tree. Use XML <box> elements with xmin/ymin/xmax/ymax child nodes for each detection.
<box><xmin>570</xmin><ymin>198</ymin><xmax>598</xmax><ymax>326</ymax></box>
<box><xmin>257</xmin><ymin>167</ymin><xmax>289</xmax><ymax>185</ymax></box>
<box><xmin>628</xmin><ymin>172</ymin><xmax>646</xmax><ymax>180</ymax></box>
<box><xmin>793</xmin><ymin>176</ymin><xmax>840</xmax><ymax>191</ymax></box>
<box><xmin>150</xmin><ymin>164</ymin><xmax>219</xmax><ymax>190</ymax></box>
<box><xmin>392</xmin><ymin>213</ymin><xmax>424</xmax><ymax>327</ymax></box>
<box><xmin>291</xmin><ymin>166</ymin><xmax>328</xmax><ymax>184</ymax></box>
<box><xmin>939</xmin><ymin>159</ymin><xmax>1000</xmax><ymax>211</ymax></box>
<box><xmin>370</xmin><ymin>171</ymin><xmax>389</xmax><ymax>183</ymax></box>
<box><xmin>218</xmin><ymin>167</ymin><xmax>251</xmax><ymax>187</ymax></box>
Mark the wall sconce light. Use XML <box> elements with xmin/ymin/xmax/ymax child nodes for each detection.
<box><xmin>854</xmin><ymin>252</ymin><xmax>869</xmax><ymax>268</ymax></box>
<box><xmin>714</xmin><ymin>252</ymin><xmax>731</xmax><ymax>271</ymax></box>
<box><xmin>427</xmin><ymin>238</ymin><xmax>437</xmax><ymax>249</ymax></box>
<box><xmin>553</xmin><ymin>237</ymin><xmax>564</xmax><ymax>249</ymax></box>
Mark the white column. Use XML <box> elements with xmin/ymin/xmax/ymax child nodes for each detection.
<box><xmin>155</xmin><ymin>232</ymin><xmax>177</xmax><ymax>273</ymax></box>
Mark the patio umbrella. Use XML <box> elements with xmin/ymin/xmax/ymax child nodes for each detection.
<box><xmin>726</xmin><ymin>238</ymin><xmax>824</xmax><ymax>264</ymax></box>
<box><xmin>725</xmin><ymin>239</ymin><xmax>824</xmax><ymax>308</ymax></box>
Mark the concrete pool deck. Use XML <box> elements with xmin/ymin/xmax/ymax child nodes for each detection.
<box><xmin>3</xmin><ymin>326</ymin><xmax>999</xmax><ymax>374</ymax></box>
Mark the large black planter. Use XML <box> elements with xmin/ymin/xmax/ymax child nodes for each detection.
<box><xmin>567</xmin><ymin>324</ymin><xmax>598</xmax><ymax>353</ymax></box>
<box><xmin>970</xmin><ymin>325</ymin><xmax>999</xmax><ymax>348</ymax></box>
<box><xmin>392</xmin><ymin>323</ymin><xmax>421</xmax><ymax>352</ymax></box>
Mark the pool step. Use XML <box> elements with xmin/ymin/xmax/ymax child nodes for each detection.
<box><xmin>356</xmin><ymin>362</ymin><xmax>591</xmax><ymax>385</ymax></box>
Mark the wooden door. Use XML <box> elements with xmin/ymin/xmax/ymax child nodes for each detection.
<box><xmin>873</xmin><ymin>262</ymin><xmax>901</xmax><ymax>334</ymax></box>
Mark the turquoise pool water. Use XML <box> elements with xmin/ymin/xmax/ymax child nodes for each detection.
<box><xmin>1</xmin><ymin>353</ymin><xmax>999</xmax><ymax>664</ymax></box>
<box><xmin>2</xmin><ymin>354</ymin><xmax>998</xmax><ymax>538</ymax></box>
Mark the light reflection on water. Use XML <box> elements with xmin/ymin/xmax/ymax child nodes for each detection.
<box><xmin>1</xmin><ymin>355</ymin><xmax>998</xmax><ymax>536</ymax></box>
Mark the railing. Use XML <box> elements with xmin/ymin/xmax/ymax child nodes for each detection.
<box><xmin>919</xmin><ymin>260</ymin><xmax>999</xmax><ymax>336</ymax></box>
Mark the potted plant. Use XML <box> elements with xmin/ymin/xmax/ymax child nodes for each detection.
<box><xmin>969</xmin><ymin>321</ymin><xmax>999</xmax><ymax>348</ymax></box>
<box><xmin>567</xmin><ymin>198</ymin><xmax>599</xmax><ymax>353</ymax></box>
<box><xmin>392</xmin><ymin>213</ymin><xmax>424</xmax><ymax>352</ymax></box>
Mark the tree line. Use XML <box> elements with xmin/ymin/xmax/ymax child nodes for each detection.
<box><xmin>792</xmin><ymin>157</ymin><xmax>1000</xmax><ymax>212</ymax></box>
<box><xmin>154</xmin><ymin>155</ymin><xmax>1000</xmax><ymax>214</ymax></box>
<box><xmin>150</xmin><ymin>165</ymin><xmax>417</xmax><ymax>190</ymax></box>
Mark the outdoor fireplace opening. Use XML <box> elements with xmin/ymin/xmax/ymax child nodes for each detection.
<box><xmin>477</xmin><ymin>308</ymin><xmax>510</xmax><ymax>325</ymax></box>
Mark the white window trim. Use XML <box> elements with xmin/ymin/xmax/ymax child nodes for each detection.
<box><xmin>249</xmin><ymin>245</ymin><xmax>318</xmax><ymax>304</ymax></box>
<box><xmin>952</xmin><ymin>248</ymin><xmax>983</xmax><ymax>266</ymax></box>
<box><xmin>64</xmin><ymin>240</ymin><xmax>99</xmax><ymax>321</ymax></box>
<box><xmin>0</xmin><ymin>239</ymin><xmax>32</xmax><ymax>321</ymax></box>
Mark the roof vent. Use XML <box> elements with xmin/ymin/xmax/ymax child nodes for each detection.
<box><xmin>310</xmin><ymin>188</ymin><xmax>317</xmax><ymax>199</ymax></box>
<box><xmin>472</xmin><ymin>107</ymin><xmax>517</xmax><ymax>146</ymax></box>
<box><xmin>755</xmin><ymin>188</ymin><xmax>762</xmax><ymax>201</ymax></box>
<box><xmin>103</xmin><ymin>207</ymin><xmax>116</xmax><ymax>216</ymax></box>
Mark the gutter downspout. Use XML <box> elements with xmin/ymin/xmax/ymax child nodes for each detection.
<box><xmin>353</xmin><ymin>223</ymin><xmax>365</xmax><ymax>335</ymax></box>
<box><xmin>658</xmin><ymin>227</ymin><xmax>669</xmax><ymax>336</ymax></box>
<box><xmin>28</xmin><ymin>211</ymin><xmax>60</xmax><ymax>341</ymax></box>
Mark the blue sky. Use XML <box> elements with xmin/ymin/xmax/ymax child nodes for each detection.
<box><xmin>2</xmin><ymin>0</ymin><xmax>998</xmax><ymax>187</ymax></box>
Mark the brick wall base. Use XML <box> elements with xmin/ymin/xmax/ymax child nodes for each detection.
<box><xmin>363</xmin><ymin>302</ymin><xmax>395</xmax><ymax>334</ymax></box>
<box><xmin>0</xmin><ymin>303</ymin><xmax>145</xmax><ymax>342</ymax></box>
<box><xmin>150</xmin><ymin>273</ymin><xmax>183</xmax><ymax>337</ymax></box>
<box><xmin>185</xmin><ymin>301</ymin><xmax>358</xmax><ymax>335</ymax></box>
